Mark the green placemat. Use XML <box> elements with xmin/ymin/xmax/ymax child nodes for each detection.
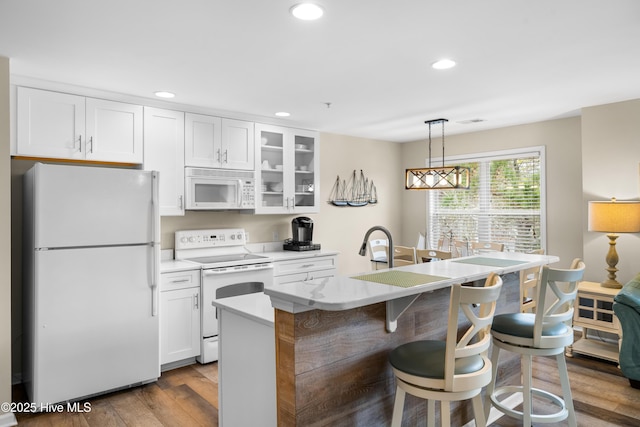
<box><xmin>352</xmin><ymin>270</ymin><xmax>450</xmax><ymax>288</ymax></box>
<box><xmin>452</xmin><ymin>257</ymin><xmax>527</xmax><ymax>267</ymax></box>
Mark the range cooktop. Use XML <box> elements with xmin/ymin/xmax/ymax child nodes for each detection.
<box><xmin>186</xmin><ymin>253</ymin><xmax>269</xmax><ymax>265</ymax></box>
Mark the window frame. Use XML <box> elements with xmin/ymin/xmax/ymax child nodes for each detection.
<box><xmin>426</xmin><ymin>146</ymin><xmax>547</xmax><ymax>253</ymax></box>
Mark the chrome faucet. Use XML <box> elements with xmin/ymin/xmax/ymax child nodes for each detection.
<box><xmin>358</xmin><ymin>226</ymin><xmax>394</xmax><ymax>269</ymax></box>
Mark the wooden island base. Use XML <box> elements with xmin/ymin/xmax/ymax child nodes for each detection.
<box><xmin>274</xmin><ymin>274</ymin><xmax>521</xmax><ymax>426</ymax></box>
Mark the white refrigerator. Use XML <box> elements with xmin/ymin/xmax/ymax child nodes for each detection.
<box><xmin>23</xmin><ymin>163</ymin><xmax>160</xmax><ymax>406</ymax></box>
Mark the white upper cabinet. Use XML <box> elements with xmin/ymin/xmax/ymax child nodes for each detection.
<box><xmin>143</xmin><ymin>107</ymin><xmax>185</xmax><ymax>216</ymax></box>
<box><xmin>16</xmin><ymin>87</ymin><xmax>143</xmax><ymax>163</ymax></box>
<box><xmin>17</xmin><ymin>88</ymin><xmax>85</xmax><ymax>159</ymax></box>
<box><xmin>185</xmin><ymin>113</ymin><xmax>221</xmax><ymax>167</ymax></box>
<box><xmin>185</xmin><ymin>113</ymin><xmax>254</xmax><ymax>170</ymax></box>
<box><xmin>255</xmin><ymin>124</ymin><xmax>319</xmax><ymax>214</ymax></box>
<box><xmin>222</xmin><ymin>118</ymin><xmax>254</xmax><ymax>170</ymax></box>
<box><xmin>85</xmin><ymin>98</ymin><xmax>143</xmax><ymax>163</ymax></box>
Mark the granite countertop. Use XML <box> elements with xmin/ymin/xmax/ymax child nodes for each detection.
<box><xmin>212</xmin><ymin>292</ymin><xmax>274</xmax><ymax>327</ymax></box>
<box><xmin>161</xmin><ymin>246</ymin><xmax>339</xmax><ymax>273</ymax></box>
<box><xmin>160</xmin><ymin>259</ymin><xmax>201</xmax><ymax>273</ymax></box>
<box><xmin>263</xmin><ymin>252</ymin><xmax>559</xmax><ymax>313</ymax></box>
<box><xmin>259</xmin><ymin>249</ymin><xmax>339</xmax><ymax>261</ymax></box>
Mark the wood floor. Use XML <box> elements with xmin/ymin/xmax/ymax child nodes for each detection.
<box><xmin>12</xmin><ymin>351</ymin><xmax>640</xmax><ymax>426</ymax></box>
<box><xmin>12</xmin><ymin>363</ymin><xmax>219</xmax><ymax>427</ymax></box>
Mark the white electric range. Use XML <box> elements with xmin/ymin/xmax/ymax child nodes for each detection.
<box><xmin>175</xmin><ymin>228</ymin><xmax>274</xmax><ymax>363</ymax></box>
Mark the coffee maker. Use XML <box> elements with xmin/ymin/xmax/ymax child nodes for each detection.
<box><xmin>283</xmin><ymin>216</ymin><xmax>321</xmax><ymax>251</ymax></box>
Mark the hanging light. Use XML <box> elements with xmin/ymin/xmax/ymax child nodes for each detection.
<box><xmin>405</xmin><ymin>118</ymin><xmax>470</xmax><ymax>190</ymax></box>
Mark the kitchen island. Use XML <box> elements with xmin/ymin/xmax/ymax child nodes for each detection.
<box><xmin>218</xmin><ymin>252</ymin><xmax>559</xmax><ymax>426</ymax></box>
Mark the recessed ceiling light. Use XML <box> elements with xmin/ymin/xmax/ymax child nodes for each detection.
<box><xmin>432</xmin><ymin>59</ymin><xmax>456</xmax><ymax>70</ymax></box>
<box><xmin>154</xmin><ymin>91</ymin><xmax>175</xmax><ymax>99</ymax></box>
<box><xmin>275</xmin><ymin>112</ymin><xmax>291</xmax><ymax>117</ymax></box>
<box><xmin>290</xmin><ymin>3</ymin><xmax>324</xmax><ymax>20</ymax></box>
<box><xmin>457</xmin><ymin>118</ymin><xmax>486</xmax><ymax>124</ymax></box>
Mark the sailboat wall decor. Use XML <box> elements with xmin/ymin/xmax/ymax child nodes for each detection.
<box><xmin>328</xmin><ymin>175</ymin><xmax>348</xmax><ymax>206</ymax></box>
<box><xmin>327</xmin><ymin>170</ymin><xmax>378</xmax><ymax>207</ymax></box>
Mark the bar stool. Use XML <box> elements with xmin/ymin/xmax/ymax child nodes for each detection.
<box><xmin>389</xmin><ymin>273</ymin><xmax>503</xmax><ymax>427</ymax></box>
<box><xmin>470</xmin><ymin>241</ymin><xmax>505</xmax><ymax>254</ymax></box>
<box><xmin>485</xmin><ymin>258</ymin><xmax>585</xmax><ymax>426</ymax></box>
<box><xmin>368</xmin><ymin>238</ymin><xmax>388</xmax><ymax>270</ymax></box>
<box><xmin>520</xmin><ymin>249</ymin><xmax>545</xmax><ymax>313</ymax></box>
<box><xmin>388</xmin><ymin>245</ymin><xmax>417</xmax><ymax>267</ymax></box>
<box><xmin>415</xmin><ymin>248</ymin><xmax>452</xmax><ymax>263</ymax></box>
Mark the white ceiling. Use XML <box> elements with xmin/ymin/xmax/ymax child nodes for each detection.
<box><xmin>2</xmin><ymin>0</ymin><xmax>640</xmax><ymax>142</ymax></box>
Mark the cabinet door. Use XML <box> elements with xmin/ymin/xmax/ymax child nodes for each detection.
<box><xmin>85</xmin><ymin>98</ymin><xmax>143</xmax><ymax>163</ymax></box>
<box><xmin>255</xmin><ymin>124</ymin><xmax>319</xmax><ymax>214</ymax></box>
<box><xmin>144</xmin><ymin>107</ymin><xmax>185</xmax><ymax>216</ymax></box>
<box><xmin>161</xmin><ymin>288</ymin><xmax>201</xmax><ymax>365</ymax></box>
<box><xmin>290</xmin><ymin>129</ymin><xmax>319</xmax><ymax>213</ymax></box>
<box><xmin>221</xmin><ymin>119</ymin><xmax>254</xmax><ymax>170</ymax></box>
<box><xmin>255</xmin><ymin>124</ymin><xmax>287</xmax><ymax>213</ymax></box>
<box><xmin>274</xmin><ymin>269</ymin><xmax>336</xmax><ymax>286</ymax></box>
<box><xmin>185</xmin><ymin>113</ymin><xmax>222</xmax><ymax>168</ymax></box>
<box><xmin>16</xmin><ymin>87</ymin><xmax>85</xmax><ymax>159</ymax></box>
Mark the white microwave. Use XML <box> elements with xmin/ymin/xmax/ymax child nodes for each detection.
<box><xmin>185</xmin><ymin>167</ymin><xmax>255</xmax><ymax>210</ymax></box>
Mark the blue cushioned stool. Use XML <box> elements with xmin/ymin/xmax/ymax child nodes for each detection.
<box><xmin>485</xmin><ymin>259</ymin><xmax>585</xmax><ymax>427</ymax></box>
<box><xmin>389</xmin><ymin>273</ymin><xmax>503</xmax><ymax>427</ymax></box>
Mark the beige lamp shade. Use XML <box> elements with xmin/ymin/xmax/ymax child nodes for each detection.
<box><xmin>588</xmin><ymin>199</ymin><xmax>640</xmax><ymax>233</ymax></box>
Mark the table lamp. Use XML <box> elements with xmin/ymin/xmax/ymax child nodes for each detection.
<box><xmin>588</xmin><ymin>198</ymin><xmax>640</xmax><ymax>288</ymax></box>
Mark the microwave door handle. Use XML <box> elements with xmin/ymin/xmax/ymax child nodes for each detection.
<box><xmin>236</xmin><ymin>179</ymin><xmax>243</xmax><ymax>208</ymax></box>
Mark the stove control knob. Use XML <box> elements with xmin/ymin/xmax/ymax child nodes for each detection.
<box><xmin>230</xmin><ymin>234</ymin><xmax>236</xmax><ymax>240</ymax></box>
<box><xmin>237</xmin><ymin>233</ymin><xmax>243</xmax><ymax>240</ymax></box>
<box><xmin>189</xmin><ymin>237</ymin><xmax>196</xmax><ymax>243</ymax></box>
<box><xmin>180</xmin><ymin>237</ymin><xmax>188</xmax><ymax>244</ymax></box>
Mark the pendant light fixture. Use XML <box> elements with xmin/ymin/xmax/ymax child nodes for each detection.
<box><xmin>405</xmin><ymin>118</ymin><xmax>470</xmax><ymax>190</ymax></box>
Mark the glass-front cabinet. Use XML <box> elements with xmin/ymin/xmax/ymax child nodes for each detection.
<box><xmin>255</xmin><ymin>124</ymin><xmax>319</xmax><ymax>214</ymax></box>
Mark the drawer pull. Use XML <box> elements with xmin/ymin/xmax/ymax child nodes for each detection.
<box><xmin>169</xmin><ymin>278</ymin><xmax>191</xmax><ymax>284</ymax></box>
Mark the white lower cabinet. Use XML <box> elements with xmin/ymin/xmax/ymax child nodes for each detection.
<box><xmin>160</xmin><ymin>270</ymin><xmax>201</xmax><ymax>368</ymax></box>
<box><xmin>273</xmin><ymin>254</ymin><xmax>338</xmax><ymax>285</ymax></box>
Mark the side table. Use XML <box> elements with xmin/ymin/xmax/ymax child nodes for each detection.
<box><xmin>566</xmin><ymin>281</ymin><xmax>621</xmax><ymax>363</ymax></box>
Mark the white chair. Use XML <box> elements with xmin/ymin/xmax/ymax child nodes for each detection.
<box><xmin>520</xmin><ymin>248</ymin><xmax>545</xmax><ymax>313</ymax></box>
<box><xmin>485</xmin><ymin>258</ymin><xmax>585</xmax><ymax>427</ymax></box>
<box><xmin>389</xmin><ymin>245</ymin><xmax>417</xmax><ymax>267</ymax></box>
<box><xmin>389</xmin><ymin>273</ymin><xmax>503</xmax><ymax>427</ymax></box>
<box><xmin>452</xmin><ymin>240</ymin><xmax>469</xmax><ymax>258</ymax></box>
<box><xmin>368</xmin><ymin>238</ymin><xmax>388</xmax><ymax>270</ymax></box>
<box><xmin>415</xmin><ymin>249</ymin><xmax>452</xmax><ymax>263</ymax></box>
<box><xmin>470</xmin><ymin>241</ymin><xmax>505</xmax><ymax>254</ymax></box>
<box><xmin>437</xmin><ymin>232</ymin><xmax>454</xmax><ymax>253</ymax></box>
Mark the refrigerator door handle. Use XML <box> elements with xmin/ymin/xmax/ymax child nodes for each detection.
<box><xmin>150</xmin><ymin>171</ymin><xmax>160</xmax><ymax>317</ymax></box>
<box><xmin>149</xmin><ymin>243</ymin><xmax>159</xmax><ymax>317</ymax></box>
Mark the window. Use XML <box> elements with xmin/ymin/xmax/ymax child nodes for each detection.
<box><xmin>427</xmin><ymin>147</ymin><xmax>545</xmax><ymax>253</ymax></box>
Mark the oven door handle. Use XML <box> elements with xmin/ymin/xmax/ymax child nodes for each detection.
<box><xmin>203</xmin><ymin>264</ymin><xmax>274</xmax><ymax>276</ymax></box>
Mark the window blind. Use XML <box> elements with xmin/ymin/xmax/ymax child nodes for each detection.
<box><xmin>427</xmin><ymin>147</ymin><xmax>545</xmax><ymax>253</ymax></box>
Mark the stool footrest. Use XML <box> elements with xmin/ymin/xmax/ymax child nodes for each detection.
<box><xmin>490</xmin><ymin>385</ymin><xmax>569</xmax><ymax>424</ymax></box>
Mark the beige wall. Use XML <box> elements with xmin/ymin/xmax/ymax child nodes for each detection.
<box><xmin>1</xmin><ymin>57</ymin><xmax>13</xmax><ymax>420</ymax></box>
<box><xmin>401</xmin><ymin>116</ymin><xmax>584</xmax><ymax>269</ymax></box>
<box><xmin>161</xmin><ymin>132</ymin><xmax>403</xmax><ymax>276</ymax></box>
<box><xmin>582</xmin><ymin>99</ymin><xmax>640</xmax><ymax>284</ymax></box>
